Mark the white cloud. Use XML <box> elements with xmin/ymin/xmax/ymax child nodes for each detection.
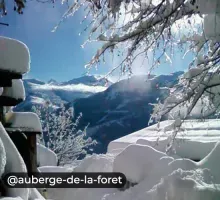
<box><xmin>32</xmin><ymin>83</ymin><xmax>107</xmax><ymax>93</ymax></box>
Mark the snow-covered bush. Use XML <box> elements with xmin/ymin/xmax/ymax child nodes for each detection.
<box><xmin>32</xmin><ymin>101</ymin><xmax>96</xmax><ymax>165</ymax></box>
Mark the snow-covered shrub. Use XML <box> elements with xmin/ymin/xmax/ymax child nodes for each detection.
<box><xmin>32</xmin><ymin>101</ymin><xmax>96</xmax><ymax>165</ymax></box>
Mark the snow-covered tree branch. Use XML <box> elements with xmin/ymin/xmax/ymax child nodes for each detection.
<box><xmin>32</xmin><ymin>102</ymin><xmax>96</xmax><ymax>166</ymax></box>
<box><xmin>53</xmin><ymin>0</ymin><xmax>220</xmax><ymax>142</ymax></box>
<box><xmin>53</xmin><ymin>0</ymin><xmax>220</xmax><ymax>124</ymax></box>
<box><xmin>4</xmin><ymin>0</ymin><xmax>220</xmax><ymax>136</ymax></box>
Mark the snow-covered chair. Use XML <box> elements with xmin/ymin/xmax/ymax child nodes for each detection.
<box><xmin>4</xmin><ymin>112</ymin><xmax>42</xmax><ymax>175</ymax></box>
<box><xmin>0</xmin><ymin>37</ymin><xmax>30</xmax><ymax>87</ymax></box>
<box><xmin>0</xmin><ymin>80</ymin><xmax>25</xmax><ymax>106</ymax></box>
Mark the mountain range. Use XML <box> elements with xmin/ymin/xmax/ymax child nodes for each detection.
<box><xmin>15</xmin><ymin>72</ymin><xmax>183</xmax><ymax>153</ymax></box>
<box><xmin>16</xmin><ymin>75</ymin><xmax>111</xmax><ymax>111</ymax></box>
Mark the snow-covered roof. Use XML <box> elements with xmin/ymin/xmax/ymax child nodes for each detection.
<box><xmin>5</xmin><ymin>112</ymin><xmax>42</xmax><ymax>132</ymax></box>
<box><xmin>0</xmin><ymin>37</ymin><xmax>30</xmax><ymax>74</ymax></box>
<box><xmin>108</xmin><ymin>119</ymin><xmax>220</xmax><ymax>160</ymax></box>
<box><xmin>2</xmin><ymin>79</ymin><xmax>25</xmax><ymax>100</ymax></box>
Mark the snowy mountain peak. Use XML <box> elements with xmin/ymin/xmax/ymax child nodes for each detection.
<box><xmin>62</xmin><ymin>75</ymin><xmax>112</xmax><ymax>87</ymax></box>
<box><xmin>48</xmin><ymin>79</ymin><xmax>59</xmax><ymax>85</ymax></box>
<box><xmin>23</xmin><ymin>78</ymin><xmax>45</xmax><ymax>85</ymax></box>
<box><xmin>17</xmin><ymin>75</ymin><xmax>111</xmax><ymax>111</ymax></box>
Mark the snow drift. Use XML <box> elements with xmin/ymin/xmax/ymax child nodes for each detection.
<box><xmin>37</xmin><ymin>143</ymin><xmax>57</xmax><ymax>167</ymax></box>
<box><xmin>40</xmin><ymin>141</ymin><xmax>220</xmax><ymax>200</ymax></box>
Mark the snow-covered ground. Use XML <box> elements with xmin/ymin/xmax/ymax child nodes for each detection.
<box><xmin>36</xmin><ymin>142</ymin><xmax>220</xmax><ymax>200</ymax></box>
<box><xmin>24</xmin><ymin>119</ymin><xmax>220</xmax><ymax>200</ymax></box>
<box><xmin>1</xmin><ymin>108</ymin><xmax>220</xmax><ymax>200</ymax></box>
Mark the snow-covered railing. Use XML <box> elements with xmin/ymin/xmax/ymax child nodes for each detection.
<box><xmin>0</xmin><ymin>37</ymin><xmax>30</xmax><ymax>74</ymax></box>
<box><xmin>4</xmin><ymin>112</ymin><xmax>42</xmax><ymax>175</ymax></box>
<box><xmin>4</xmin><ymin>112</ymin><xmax>42</xmax><ymax>133</ymax></box>
<box><xmin>0</xmin><ymin>80</ymin><xmax>25</xmax><ymax>106</ymax></box>
<box><xmin>0</xmin><ymin>37</ymin><xmax>30</xmax><ymax>87</ymax></box>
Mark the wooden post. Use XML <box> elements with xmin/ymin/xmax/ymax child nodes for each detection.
<box><xmin>7</xmin><ymin>131</ymin><xmax>39</xmax><ymax>176</ymax></box>
<box><xmin>0</xmin><ymin>106</ymin><xmax>4</xmax><ymax>125</ymax></box>
<box><xmin>26</xmin><ymin>133</ymin><xmax>38</xmax><ymax>175</ymax></box>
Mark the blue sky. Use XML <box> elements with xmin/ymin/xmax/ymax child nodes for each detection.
<box><xmin>0</xmin><ymin>1</ymin><xmax>191</xmax><ymax>82</ymax></box>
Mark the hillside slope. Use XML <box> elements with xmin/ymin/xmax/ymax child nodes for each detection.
<box><xmin>71</xmin><ymin>72</ymin><xmax>183</xmax><ymax>153</ymax></box>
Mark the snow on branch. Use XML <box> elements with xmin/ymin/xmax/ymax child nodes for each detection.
<box><xmin>4</xmin><ymin>0</ymin><xmax>220</xmax><ymax>142</ymax></box>
<box><xmin>32</xmin><ymin>102</ymin><xmax>96</xmax><ymax>165</ymax></box>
